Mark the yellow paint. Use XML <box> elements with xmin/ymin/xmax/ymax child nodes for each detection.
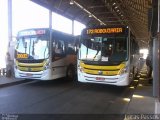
<box><xmin>133</xmin><ymin>94</ymin><xmax>144</xmax><ymax>98</ymax></box>
<box><xmin>18</xmin><ymin>66</ymin><xmax>43</xmax><ymax>72</ymax></box>
<box><xmin>80</xmin><ymin>62</ymin><xmax>125</xmax><ymax>70</ymax></box>
<box><xmin>123</xmin><ymin>98</ymin><xmax>130</xmax><ymax>102</ymax></box>
<box><xmin>16</xmin><ymin>60</ymin><xmax>46</xmax><ymax>67</ymax></box>
<box><xmin>134</xmin><ymin>80</ymin><xmax>139</xmax><ymax>82</ymax></box>
<box><xmin>129</xmin><ymin>86</ymin><xmax>135</xmax><ymax>89</ymax></box>
<box><xmin>80</xmin><ymin>61</ymin><xmax>125</xmax><ymax>76</ymax></box>
<box><xmin>138</xmin><ymin>84</ymin><xmax>143</xmax><ymax>86</ymax></box>
<box><xmin>83</xmin><ymin>69</ymin><xmax>119</xmax><ymax>76</ymax></box>
<box><xmin>18</xmin><ymin>67</ymin><xmax>28</xmax><ymax>71</ymax></box>
<box><xmin>16</xmin><ymin>60</ymin><xmax>47</xmax><ymax>72</ymax></box>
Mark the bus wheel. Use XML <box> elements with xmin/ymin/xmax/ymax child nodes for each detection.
<box><xmin>66</xmin><ymin>66</ymin><xmax>75</xmax><ymax>81</ymax></box>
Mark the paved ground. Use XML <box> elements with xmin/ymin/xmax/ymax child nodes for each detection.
<box><xmin>0</xmin><ymin>79</ymin><xmax>137</xmax><ymax>114</ymax></box>
<box><xmin>0</xmin><ymin>77</ymin><xmax>140</xmax><ymax>120</ymax></box>
<box><xmin>0</xmin><ymin>76</ymin><xmax>30</xmax><ymax>87</ymax></box>
<box><xmin>126</xmin><ymin>66</ymin><xmax>155</xmax><ymax>114</ymax></box>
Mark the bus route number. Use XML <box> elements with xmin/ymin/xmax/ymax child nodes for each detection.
<box><xmin>17</xmin><ymin>54</ymin><xmax>28</xmax><ymax>59</ymax></box>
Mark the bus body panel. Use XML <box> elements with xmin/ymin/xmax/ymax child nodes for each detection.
<box><xmin>77</xmin><ymin>26</ymin><xmax>139</xmax><ymax>86</ymax></box>
<box><xmin>14</xmin><ymin>28</ymin><xmax>77</xmax><ymax>80</ymax></box>
<box><xmin>77</xmin><ymin>59</ymin><xmax>132</xmax><ymax>86</ymax></box>
<box><xmin>78</xmin><ymin>70</ymin><xmax>130</xmax><ymax>86</ymax></box>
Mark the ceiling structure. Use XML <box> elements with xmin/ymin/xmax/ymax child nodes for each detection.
<box><xmin>31</xmin><ymin>0</ymin><xmax>152</xmax><ymax>48</ymax></box>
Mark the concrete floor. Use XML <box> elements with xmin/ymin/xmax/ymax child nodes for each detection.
<box><xmin>0</xmin><ymin>78</ymin><xmax>140</xmax><ymax>120</ymax></box>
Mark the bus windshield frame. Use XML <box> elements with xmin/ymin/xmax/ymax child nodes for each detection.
<box><xmin>79</xmin><ymin>28</ymin><xmax>129</xmax><ymax>65</ymax></box>
<box><xmin>15</xmin><ymin>35</ymin><xmax>49</xmax><ymax>60</ymax></box>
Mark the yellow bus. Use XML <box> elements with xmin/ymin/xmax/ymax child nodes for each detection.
<box><xmin>77</xmin><ymin>26</ymin><xmax>139</xmax><ymax>86</ymax></box>
<box><xmin>14</xmin><ymin>28</ymin><xmax>77</xmax><ymax>80</ymax></box>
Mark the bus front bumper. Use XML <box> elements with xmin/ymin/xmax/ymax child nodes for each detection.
<box><xmin>77</xmin><ymin>70</ymin><xmax>130</xmax><ymax>86</ymax></box>
<box><xmin>14</xmin><ymin>69</ymin><xmax>53</xmax><ymax>80</ymax></box>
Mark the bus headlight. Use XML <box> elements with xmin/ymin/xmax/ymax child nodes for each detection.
<box><xmin>119</xmin><ymin>66</ymin><xmax>128</xmax><ymax>75</ymax></box>
<box><xmin>44</xmin><ymin>62</ymin><xmax>50</xmax><ymax>70</ymax></box>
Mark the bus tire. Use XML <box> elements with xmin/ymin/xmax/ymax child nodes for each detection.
<box><xmin>66</xmin><ymin>65</ymin><xmax>75</xmax><ymax>81</ymax></box>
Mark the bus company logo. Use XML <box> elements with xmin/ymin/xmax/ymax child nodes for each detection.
<box><xmin>98</xmin><ymin>70</ymin><xmax>103</xmax><ymax>75</ymax></box>
<box><xmin>28</xmin><ymin>68</ymin><xmax>31</xmax><ymax>72</ymax></box>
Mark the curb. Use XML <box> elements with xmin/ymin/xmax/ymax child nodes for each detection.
<box><xmin>0</xmin><ymin>79</ymin><xmax>32</xmax><ymax>88</ymax></box>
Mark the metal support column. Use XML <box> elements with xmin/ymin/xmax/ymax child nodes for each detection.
<box><xmin>158</xmin><ymin>0</ymin><xmax>160</xmax><ymax>101</ymax></box>
<box><xmin>7</xmin><ymin>0</ymin><xmax>14</xmax><ymax>77</ymax></box>
<box><xmin>72</xmin><ymin>20</ymin><xmax>74</xmax><ymax>35</ymax></box>
<box><xmin>152</xmin><ymin>0</ymin><xmax>160</xmax><ymax>99</ymax></box>
<box><xmin>153</xmin><ymin>37</ymin><xmax>159</xmax><ymax>97</ymax></box>
<box><xmin>8</xmin><ymin>0</ymin><xmax>12</xmax><ymax>49</ymax></box>
<box><xmin>155</xmin><ymin>0</ymin><xmax>160</xmax><ymax>114</ymax></box>
<box><xmin>49</xmin><ymin>10</ymin><xmax>52</xmax><ymax>69</ymax></box>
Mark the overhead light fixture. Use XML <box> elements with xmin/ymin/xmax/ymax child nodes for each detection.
<box><xmin>71</xmin><ymin>0</ymin><xmax>106</xmax><ymax>25</ymax></box>
<box><xmin>100</xmin><ymin>22</ymin><xmax>103</xmax><ymax>25</ymax></box>
<box><xmin>115</xmin><ymin>6</ymin><xmax>118</xmax><ymax>9</ymax></box>
<box><xmin>70</xmin><ymin>0</ymin><xmax>74</xmax><ymax>5</ymax></box>
<box><xmin>89</xmin><ymin>14</ymin><xmax>92</xmax><ymax>17</ymax></box>
<box><xmin>113</xmin><ymin>3</ymin><xmax>116</xmax><ymax>5</ymax></box>
<box><xmin>117</xmin><ymin>9</ymin><xmax>119</xmax><ymax>12</ymax></box>
<box><xmin>121</xmin><ymin>14</ymin><xmax>123</xmax><ymax>17</ymax></box>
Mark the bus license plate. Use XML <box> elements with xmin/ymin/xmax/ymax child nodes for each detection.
<box><xmin>96</xmin><ymin>77</ymin><xmax>105</xmax><ymax>80</ymax></box>
<box><xmin>26</xmin><ymin>73</ymin><xmax>32</xmax><ymax>76</ymax></box>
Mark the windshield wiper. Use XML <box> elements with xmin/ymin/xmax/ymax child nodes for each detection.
<box><xmin>44</xmin><ymin>42</ymin><xmax>48</xmax><ymax>59</ymax></box>
<box><xmin>86</xmin><ymin>46</ymin><xmax>89</xmax><ymax>59</ymax></box>
<box><xmin>28</xmin><ymin>38</ymin><xmax>32</xmax><ymax>59</ymax></box>
<box><xmin>93</xmin><ymin>49</ymin><xmax>100</xmax><ymax>61</ymax></box>
<box><xmin>32</xmin><ymin>41</ymin><xmax>35</xmax><ymax>56</ymax></box>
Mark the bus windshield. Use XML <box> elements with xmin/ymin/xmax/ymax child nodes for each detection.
<box><xmin>16</xmin><ymin>36</ymin><xmax>49</xmax><ymax>60</ymax></box>
<box><xmin>79</xmin><ymin>36</ymin><xmax>128</xmax><ymax>62</ymax></box>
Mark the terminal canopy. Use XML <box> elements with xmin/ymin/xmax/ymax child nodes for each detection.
<box><xmin>32</xmin><ymin>0</ymin><xmax>152</xmax><ymax>48</ymax></box>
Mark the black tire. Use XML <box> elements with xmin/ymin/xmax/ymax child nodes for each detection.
<box><xmin>66</xmin><ymin>65</ymin><xmax>75</xmax><ymax>81</ymax></box>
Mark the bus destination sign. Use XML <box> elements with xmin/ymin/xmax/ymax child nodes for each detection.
<box><xmin>18</xmin><ymin>29</ymin><xmax>46</xmax><ymax>37</ymax></box>
<box><xmin>86</xmin><ymin>28</ymin><xmax>123</xmax><ymax>34</ymax></box>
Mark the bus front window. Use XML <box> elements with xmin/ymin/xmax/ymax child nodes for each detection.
<box><xmin>79</xmin><ymin>36</ymin><xmax>128</xmax><ymax>62</ymax></box>
<box><xmin>16</xmin><ymin>36</ymin><xmax>49</xmax><ymax>60</ymax></box>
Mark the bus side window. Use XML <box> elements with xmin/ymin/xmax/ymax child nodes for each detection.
<box><xmin>55</xmin><ymin>40</ymin><xmax>65</xmax><ymax>56</ymax></box>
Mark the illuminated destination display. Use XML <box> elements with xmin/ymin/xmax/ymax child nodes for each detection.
<box><xmin>19</xmin><ymin>29</ymin><xmax>46</xmax><ymax>36</ymax></box>
<box><xmin>17</xmin><ymin>54</ymin><xmax>28</xmax><ymax>59</ymax></box>
<box><xmin>86</xmin><ymin>28</ymin><xmax>123</xmax><ymax>34</ymax></box>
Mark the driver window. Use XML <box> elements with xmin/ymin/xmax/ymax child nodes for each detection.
<box><xmin>102</xmin><ymin>38</ymin><xmax>113</xmax><ymax>57</ymax></box>
<box><xmin>116</xmin><ymin>42</ymin><xmax>123</xmax><ymax>52</ymax></box>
